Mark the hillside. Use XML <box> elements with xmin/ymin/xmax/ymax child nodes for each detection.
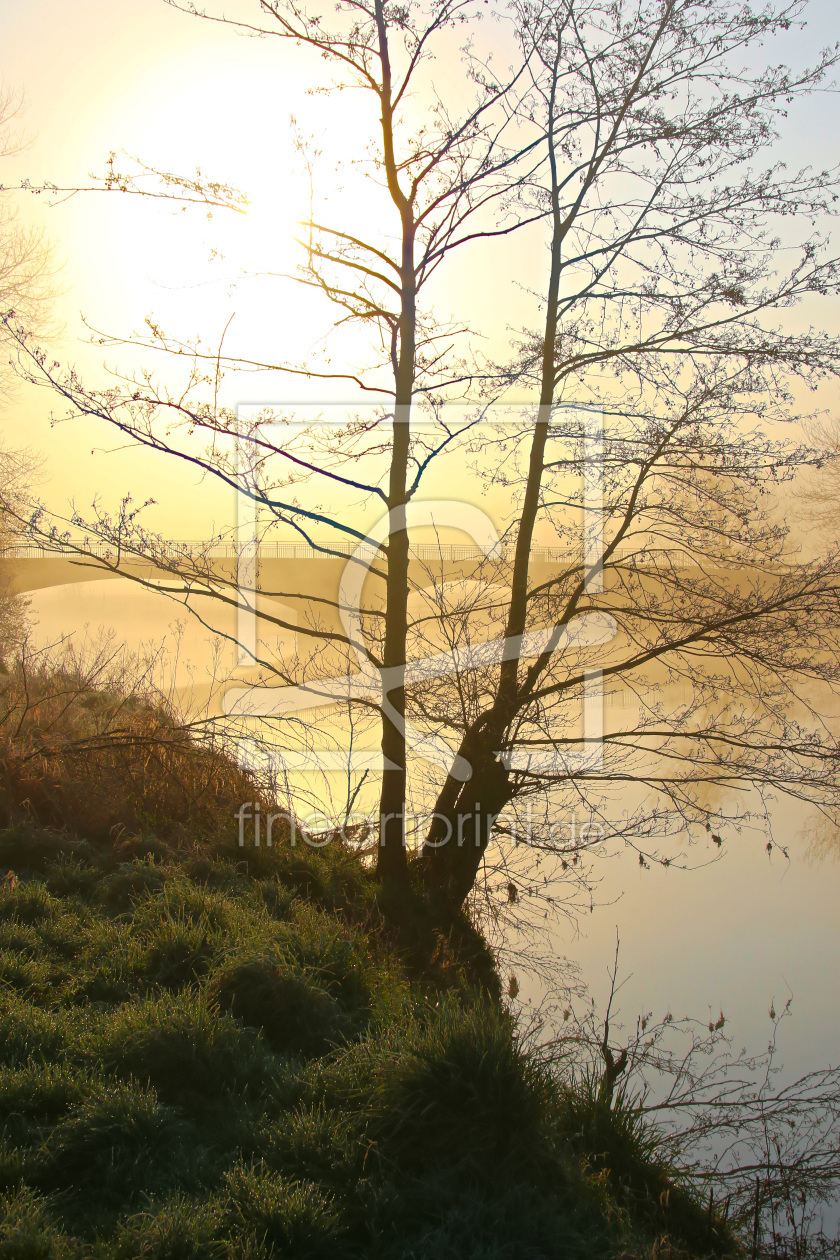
<box><xmin>0</xmin><ymin>660</ymin><xmax>735</xmax><ymax>1258</ymax></box>
<box><xmin>0</xmin><ymin>818</ymin><xmax>740</xmax><ymax>1259</ymax></box>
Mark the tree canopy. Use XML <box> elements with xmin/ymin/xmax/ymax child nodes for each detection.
<box><xmin>4</xmin><ymin>0</ymin><xmax>840</xmax><ymax>915</ymax></box>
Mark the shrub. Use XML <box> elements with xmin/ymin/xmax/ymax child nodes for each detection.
<box><xmin>0</xmin><ymin>644</ymin><xmax>272</xmax><ymax>844</ymax></box>
<box><xmin>556</xmin><ymin>1075</ymin><xmax>714</xmax><ymax>1253</ymax></box>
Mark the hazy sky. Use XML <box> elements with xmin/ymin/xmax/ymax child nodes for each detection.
<box><xmin>0</xmin><ymin>0</ymin><xmax>543</xmax><ymax>540</ymax></box>
<box><xmin>3</xmin><ymin>0</ymin><xmax>840</xmax><ymax>541</ymax></box>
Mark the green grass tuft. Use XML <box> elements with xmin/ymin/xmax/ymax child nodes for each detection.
<box><xmin>209</xmin><ymin>958</ymin><xmax>351</xmax><ymax>1057</ymax></box>
<box><xmin>106</xmin><ymin>1194</ymin><xmax>228</xmax><ymax>1260</ymax></box>
<box><xmin>0</xmin><ymin>1185</ymin><xmax>81</xmax><ymax>1259</ymax></box>
<box><xmin>223</xmin><ymin>1160</ymin><xmax>348</xmax><ymax>1259</ymax></box>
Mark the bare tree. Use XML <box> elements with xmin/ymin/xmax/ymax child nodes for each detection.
<box><xmin>406</xmin><ymin>0</ymin><xmax>840</xmax><ymax>906</ymax></box>
<box><xmin>5</xmin><ymin>0</ymin><xmax>840</xmax><ymax>918</ymax></box>
<box><xmin>5</xmin><ymin>0</ymin><xmax>542</xmax><ymax>887</ymax></box>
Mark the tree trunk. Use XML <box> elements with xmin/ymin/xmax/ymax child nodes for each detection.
<box><xmin>420</xmin><ymin>730</ymin><xmax>514</xmax><ymax>908</ymax></box>
<box><xmin>377</xmin><ymin>344</ymin><xmax>413</xmax><ymax>884</ymax></box>
<box><xmin>375</xmin><ymin>0</ymin><xmax>415</xmax><ymax>886</ymax></box>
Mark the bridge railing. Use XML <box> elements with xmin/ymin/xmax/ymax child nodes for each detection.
<box><xmin>0</xmin><ymin>539</ymin><xmax>692</xmax><ymax>566</ymax></box>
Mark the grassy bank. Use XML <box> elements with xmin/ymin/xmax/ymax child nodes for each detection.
<box><xmin>0</xmin><ymin>658</ymin><xmax>736</xmax><ymax>1258</ymax></box>
<box><xmin>0</xmin><ymin>820</ymin><xmax>738</xmax><ymax>1259</ymax></box>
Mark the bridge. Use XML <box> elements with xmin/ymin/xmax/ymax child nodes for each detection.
<box><xmin>0</xmin><ymin>537</ymin><xmax>656</xmax><ymax>674</ymax></box>
<box><xmin>0</xmin><ymin>538</ymin><xmax>685</xmax><ymax>591</ymax></box>
<box><xmin>0</xmin><ymin>540</ymin><xmax>722</xmax><ymax>770</ymax></box>
<box><xmin>0</xmin><ymin>537</ymin><xmax>697</xmax><ymax>643</ymax></box>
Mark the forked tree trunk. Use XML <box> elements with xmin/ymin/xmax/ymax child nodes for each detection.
<box><xmin>420</xmin><ymin>731</ymin><xmax>514</xmax><ymax>908</ymax></box>
<box><xmin>418</xmin><ymin>34</ymin><xmax>566</xmax><ymax>908</ymax></box>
